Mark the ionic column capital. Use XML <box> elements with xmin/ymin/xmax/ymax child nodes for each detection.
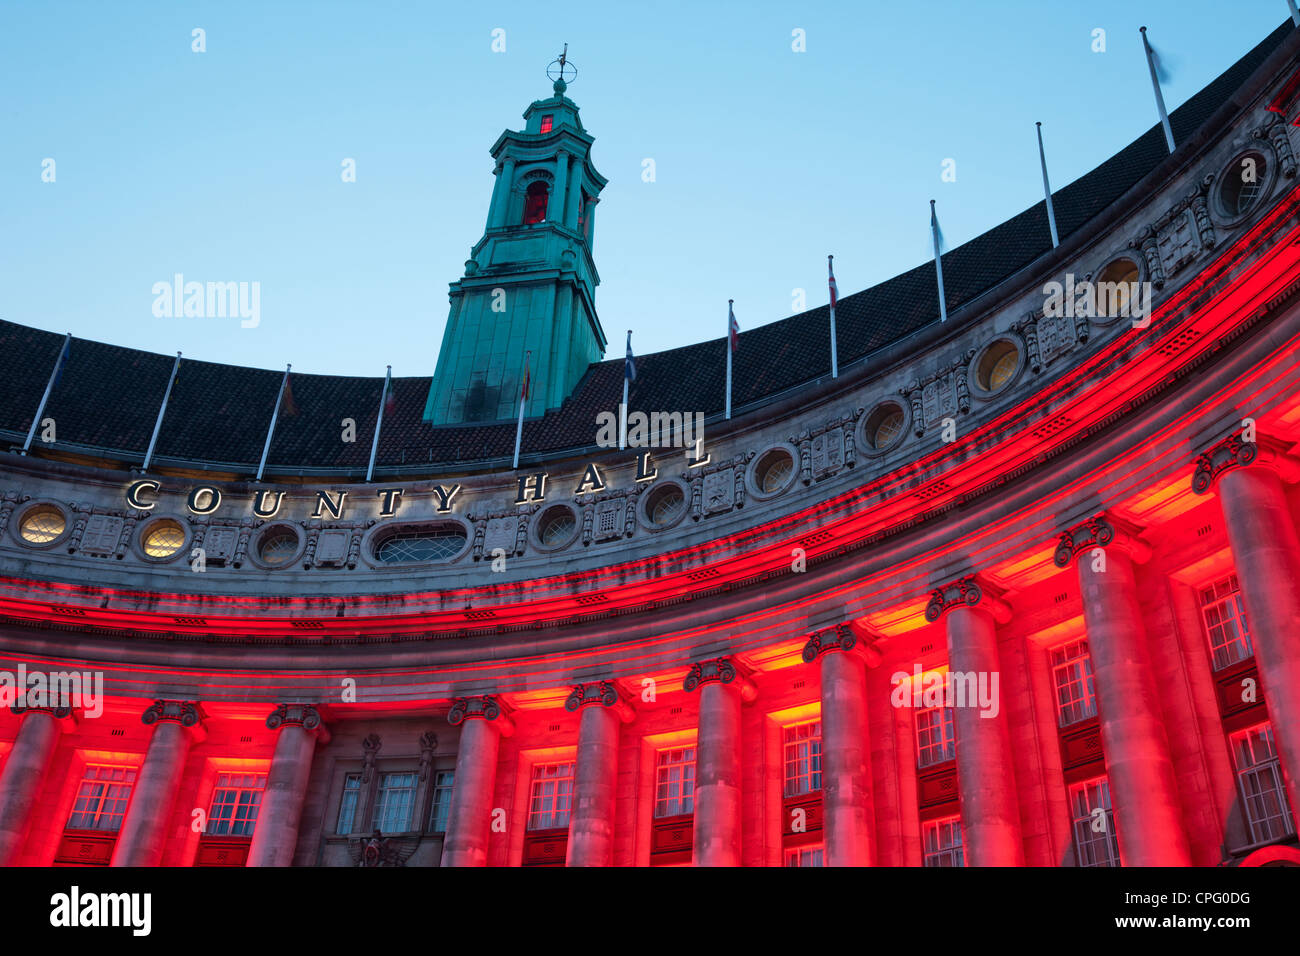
<box><xmin>265</xmin><ymin>703</ymin><xmax>331</xmax><ymax>744</ymax></box>
<box><xmin>564</xmin><ymin>681</ymin><xmax>635</xmax><ymax>722</ymax></box>
<box><xmin>142</xmin><ymin>699</ymin><xmax>206</xmax><ymax>743</ymax></box>
<box><xmin>9</xmin><ymin>703</ymin><xmax>75</xmax><ymax>723</ymax></box>
<box><xmin>683</xmin><ymin>657</ymin><xmax>757</xmax><ymax>701</ymax></box>
<box><xmin>801</xmin><ymin>622</ymin><xmax>882</xmax><ymax>666</ymax></box>
<box><xmin>1053</xmin><ymin>514</ymin><xmax>1151</xmax><ymax>568</ymax></box>
<box><xmin>924</xmin><ymin>575</ymin><xmax>1011</xmax><ymax>624</ymax></box>
<box><xmin>1192</xmin><ymin>430</ymin><xmax>1300</xmax><ymax>494</ymax></box>
<box><xmin>447</xmin><ymin>695</ymin><xmax>515</xmax><ymax>736</ymax></box>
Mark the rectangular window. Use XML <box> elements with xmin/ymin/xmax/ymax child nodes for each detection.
<box><xmin>336</xmin><ymin>773</ymin><xmax>361</xmax><ymax>835</ymax></box>
<box><xmin>1231</xmin><ymin>723</ymin><xmax>1296</xmax><ymax>844</ymax></box>
<box><xmin>67</xmin><ymin>765</ymin><xmax>137</xmax><ymax>832</ymax></box>
<box><xmin>207</xmin><ymin>772</ymin><xmax>267</xmax><ymax>837</ymax></box>
<box><xmin>915</xmin><ymin>706</ymin><xmax>956</xmax><ymax>768</ymax></box>
<box><xmin>539</xmin><ymin>114</ymin><xmax>553</xmax><ymax>134</ymax></box>
<box><xmin>1200</xmin><ymin>575</ymin><xmax>1253</xmax><ymax>671</ymax></box>
<box><xmin>922</xmin><ymin>816</ymin><xmax>964</xmax><ymax>867</ymax></box>
<box><xmin>782</xmin><ymin>720</ymin><xmax>822</xmax><ymax>796</ymax></box>
<box><xmin>527</xmin><ymin>762</ymin><xmax>575</xmax><ymax>831</ymax></box>
<box><xmin>373</xmin><ymin>772</ymin><xmax>418</xmax><ymax>834</ymax></box>
<box><xmin>428</xmin><ymin>770</ymin><xmax>454</xmax><ymax>833</ymax></box>
<box><xmin>655</xmin><ymin>747</ymin><xmax>695</xmax><ymax>818</ymax></box>
<box><xmin>784</xmin><ymin>845</ymin><xmax>824</xmax><ymax>867</ymax></box>
<box><xmin>1070</xmin><ymin>776</ymin><xmax>1121</xmax><ymax>867</ymax></box>
<box><xmin>1052</xmin><ymin>639</ymin><xmax>1098</xmax><ymax>727</ymax></box>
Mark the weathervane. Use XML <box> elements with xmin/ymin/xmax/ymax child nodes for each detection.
<box><xmin>547</xmin><ymin>43</ymin><xmax>577</xmax><ymax>93</ymax></box>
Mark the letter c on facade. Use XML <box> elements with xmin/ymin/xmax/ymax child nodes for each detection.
<box><xmin>126</xmin><ymin>479</ymin><xmax>161</xmax><ymax>510</ymax></box>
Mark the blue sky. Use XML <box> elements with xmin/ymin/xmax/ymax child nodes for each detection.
<box><xmin>0</xmin><ymin>0</ymin><xmax>1289</xmax><ymax>376</ymax></box>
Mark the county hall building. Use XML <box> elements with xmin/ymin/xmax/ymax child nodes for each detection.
<box><xmin>1</xmin><ymin>22</ymin><xmax>1300</xmax><ymax>869</ymax></box>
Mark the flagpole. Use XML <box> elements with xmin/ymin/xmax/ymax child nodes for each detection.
<box><xmin>930</xmin><ymin>200</ymin><xmax>948</xmax><ymax>323</ymax></box>
<box><xmin>1290</xmin><ymin>0</ymin><xmax>1300</xmax><ymax>28</ymax></box>
<box><xmin>257</xmin><ymin>364</ymin><xmax>290</xmax><ymax>482</ymax></box>
<box><xmin>366</xmin><ymin>365</ymin><xmax>391</xmax><ymax>483</ymax></box>
<box><xmin>513</xmin><ymin>351</ymin><xmax>529</xmax><ymax>470</ymax></box>
<box><xmin>828</xmin><ymin>256</ymin><xmax>839</xmax><ymax>378</ymax></box>
<box><xmin>1036</xmin><ymin>122</ymin><xmax>1060</xmax><ymax>248</ymax></box>
<box><xmin>142</xmin><ymin>351</ymin><xmax>182</xmax><ymax>472</ymax></box>
<box><xmin>22</xmin><ymin>332</ymin><xmax>71</xmax><ymax>453</ymax></box>
<box><xmin>620</xmin><ymin>331</ymin><xmax>631</xmax><ymax>450</ymax></box>
<box><xmin>725</xmin><ymin>300</ymin><xmax>734</xmax><ymax>420</ymax></box>
<box><xmin>1141</xmin><ymin>27</ymin><xmax>1175</xmax><ymax>154</ymax></box>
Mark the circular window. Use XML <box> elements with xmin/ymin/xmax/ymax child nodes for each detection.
<box><xmin>1219</xmin><ymin>153</ymin><xmax>1267</xmax><ymax>218</ymax></box>
<box><xmin>536</xmin><ymin>506</ymin><xmax>578</xmax><ymax>548</ymax></box>
<box><xmin>142</xmin><ymin>519</ymin><xmax>185</xmax><ymax>558</ymax></box>
<box><xmin>754</xmin><ymin>448</ymin><xmax>795</xmax><ymax>495</ymax></box>
<box><xmin>18</xmin><ymin>506</ymin><xmax>66</xmax><ymax>545</ymax></box>
<box><xmin>645</xmin><ymin>483</ymin><xmax>685</xmax><ymax>528</ymax></box>
<box><xmin>1095</xmin><ymin>258</ymin><xmax>1140</xmax><ymax>319</ymax></box>
<box><xmin>375</xmin><ymin>526</ymin><xmax>467</xmax><ymax>564</ymax></box>
<box><xmin>975</xmin><ymin>340</ymin><xmax>1020</xmax><ymax>393</ymax></box>
<box><xmin>258</xmin><ymin>529</ymin><xmax>299</xmax><ymax>567</ymax></box>
<box><xmin>864</xmin><ymin>403</ymin><xmax>906</xmax><ymax>452</ymax></box>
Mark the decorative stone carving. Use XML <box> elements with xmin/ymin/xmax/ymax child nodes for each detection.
<box><xmin>350</xmin><ymin>830</ymin><xmax>419</xmax><ymax>867</ymax></box>
<box><xmin>564</xmin><ymin>681</ymin><xmax>619</xmax><ymax>710</ymax></box>
<box><xmin>811</xmin><ymin>427</ymin><xmax>844</xmax><ymax>480</ymax></box>
<box><xmin>141</xmin><ymin>699</ymin><xmax>202</xmax><ymax>727</ymax></box>
<box><xmin>11</xmin><ymin>702</ymin><xmax>73</xmax><ymax>719</ymax></box>
<box><xmin>687</xmin><ymin>455</ymin><xmax>749</xmax><ymax>520</ymax></box>
<box><xmin>702</xmin><ymin>470</ymin><xmax>734</xmax><ymax>515</ymax></box>
<box><xmin>900</xmin><ymin>351</ymin><xmax>975</xmax><ymax>436</ymax></box>
<box><xmin>418</xmin><ymin>731</ymin><xmax>439</xmax><ymax>782</ymax></box>
<box><xmin>683</xmin><ymin>657</ymin><xmax>737</xmax><ymax>692</ymax></box>
<box><xmin>115</xmin><ymin>511</ymin><xmax>144</xmax><ymax>559</ymax></box>
<box><xmin>473</xmin><ymin>506</ymin><xmax>537</xmax><ymax>560</ymax></box>
<box><xmin>591</xmin><ymin>496</ymin><xmax>625</xmax><ymax>544</ymax></box>
<box><xmin>1053</xmin><ymin>516</ymin><xmax>1116</xmax><ymax>568</ymax></box>
<box><xmin>314</xmin><ymin>528</ymin><xmax>350</xmax><ymax>567</ymax></box>
<box><xmin>266</xmin><ymin>703</ymin><xmax>323</xmax><ymax>731</ymax></box>
<box><xmin>1129</xmin><ymin>227</ymin><xmax>1166</xmax><ymax>289</ymax></box>
<box><xmin>64</xmin><ymin>502</ymin><xmax>93</xmax><ymax>553</ymax></box>
<box><xmin>0</xmin><ymin>491</ymin><xmax>21</xmax><ymax>536</ymax></box>
<box><xmin>924</xmin><ymin>576</ymin><xmax>985</xmax><ymax>622</ymax></box>
<box><xmin>1016</xmin><ymin>307</ymin><xmax>1088</xmax><ymax>375</ymax></box>
<box><xmin>794</xmin><ymin>414</ymin><xmax>858</xmax><ymax>482</ymax></box>
<box><xmin>1254</xmin><ymin>119</ymin><xmax>1297</xmax><ymax>179</ymax></box>
<box><xmin>202</xmin><ymin>525</ymin><xmax>239</xmax><ymax>565</ymax></box>
<box><xmin>801</xmin><ymin>623</ymin><xmax>856</xmax><ymax>663</ymax></box>
<box><xmin>447</xmin><ymin>695</ymin><xmax>502</xmax><ymax>725</ymax></box>
<box><xmin>1192</xmin><ymin>431</ymin><xmax>1258</xmax><ymax>495</ymax></box>
<box><xmin>76</xmin><ymin>512</ymin><xmax>123</xmax><ymax>557</ymax></box>
<box><xmin>361</xmin><ymin>733</ymin><xmax>381</xmax><ymax>785</ymax></box>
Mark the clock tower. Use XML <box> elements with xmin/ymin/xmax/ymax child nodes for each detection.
<box><xmin>423</xmin><ymin>50</ymin><xmax>608</xmax><ymax>426</ymax></box>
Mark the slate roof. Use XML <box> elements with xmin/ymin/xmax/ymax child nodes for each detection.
<box><xmin>0</xmin><ymin>21</ymin><xmax>1291</xmax><ymax>476</ymax></box>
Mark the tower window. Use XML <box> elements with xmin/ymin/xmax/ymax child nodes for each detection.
<box><xmin>539</xmin><ymin>114</ymin><xmax>554</xmax><ymax>134</ymax></box>
<box><xmin>523</xmin><ymin>181</ymin><xmax>549</xmax><ymax>224</ymax></box>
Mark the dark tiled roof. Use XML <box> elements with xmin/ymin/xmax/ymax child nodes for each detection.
<box><xmin>0</xmin><ymin>21</ymin><xmax>1291</xmax><ymax>475</ymax></box>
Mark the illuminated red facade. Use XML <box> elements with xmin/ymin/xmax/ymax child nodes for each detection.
<box><xmin>2</xmin><ymin>23</ymin><xmax>1300</xmax><ymax>868</ymax></box>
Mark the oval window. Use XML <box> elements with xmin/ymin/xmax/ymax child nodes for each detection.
<box><xmin>646</xmin><ymin>484</ymin><xmax>685</xmax><ymax>527</ymax></box>
<box><xmin>142</xmin><ymin>520</ymin><xmax>185</xmax><ymax>558</ymax></box>
<box><xmin>754</xmin><ymin>449</ymin><xmax>795</xmax><ymax>494</ymax></box>
<box><xmin>976</xmin><ymin>340</ymin><xmax>1020</xmax><ymax>392</ymax></box>
<box><xmin>1095</xmin><ymin>259</ymin><xmax>1140</xmax><ymax>319</ymax></box>
<box><xmin>537</xmin><ymin>506</ymin><xmax>577</xmax><ymax>547</ymax></box>
<box><xmin>375</xmin><ymin>527</ymin><xmax>467</xmax><ymax>564</ymax></box>
<box><xmin>19</xmin><ymin>506</ymin><xmax>65</xmax><ymax>545</ymax></box>
<box><xmin>258</xmin><ymin>529</ymin><xmax>299</xmax><ymax>566</ymax></box>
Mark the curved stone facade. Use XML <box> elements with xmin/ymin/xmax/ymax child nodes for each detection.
<box><xmin>2</xmin><ymin>23</ymin><xmax>1300</xmax><ymax>868</ymax></box>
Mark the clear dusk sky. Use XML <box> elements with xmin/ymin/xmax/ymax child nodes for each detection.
<box><xmin>0</xmin><ymin>1</ymin><xmax>1289</xmax><ymax>377</ymax></box>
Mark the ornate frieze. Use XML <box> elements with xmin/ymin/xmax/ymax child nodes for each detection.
<box><xmin>1129</xmin><ymin>227</ymin><xmax>1166</xmax><ymax>289</ymax></box>
<box><xmin>686</xmin><ymin>454</ymin><xmax>751</xmax><ymax>520</ymax></box>
<box><xmin>308</xmin><ymin>521</ymin><xmax>373</xmax><ymax>569</ymax></box>
<box><xmin>76</xmin><ymin>511</ymin><xmax>124</xmax><ymax>557</ymax></box>
<box><xmin>0</xmin><ymin>491</ymin><xmax>21</xmax><ymax>537</ymax></box>
<box><xmin>1016</xmin><ymin>303</ymin><xmax>1089</xmax><ymax>375</ymax></box>
<box><xmin>1192</xmin><ymin>431</ymin><xmax>1258</xmax><ymax>494</ymax></box>
<box><xmin>142</xmin><ymin>699</ymin><xmax>203</xmax><ymax>727</ymax></box>
<box><xmin>793</xmin><ymin>411</ymin><xmax>860</xmax><ymax>485</ymax></box>
<box><xmin>470</xmin><ymin>505</ymin><xmax>537</xmax><ymax>560</ymax></box>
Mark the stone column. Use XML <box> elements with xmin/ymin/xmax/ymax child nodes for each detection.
<box><xmin>111</xmin><ymin>700</ymin><xmax>205</xmax><ymax>867</ymax></box>
<box><xmin>803</xmin><ymin>625</ymin><xmax>877</xmax><ymax>866</ymax></box>
<box><xmin>1054</xmin><ymin>515</ymin><xmax>1192</xmax><ymax>865</ymax></box>
<box><xmin>0</xmin><ymin>705</ymin><xmax>72</xmax><ymax>865</ymax></box>
<box><xmin>246</xmin><ymin>704</ymin><xmax>330</xmax><ymax>867</ymax></box>
<box><xmin>684</xmin><ymin>658</ymin><xmax>756</xmax><ymax>866</ymax></box>
<box><xmin>488</xmin><ymin>157</ymin><xmax>517</xmax><ymax>229</ymax></box>
<box><xmin>564</xmin><ymin>681</ymin><xmax>634</xmax><ymax>867</ymax></box>
<box><xmin>925</xmin><ymin>577</ymin><xmax>1023</xmax><ymax>866</ymax></box>
<box><xmin>1194</xmin><ymin>434</ymin><xmax>1300</xmax><ymax>833</ymax></box>
<box><xmin>551</xmin><ymin>150</ymin><xmax>569</xmax><ymax>225</ymax></box>
<box><xmin>441</xmin><ymin>696</ymin><xmax>513</xmax><ymax>867</ymax></box>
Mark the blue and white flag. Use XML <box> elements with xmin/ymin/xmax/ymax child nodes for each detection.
<box><xmin>624</xmin><ymin>330</ymin><xmax>636</xmax><ymax>382</ymax></box>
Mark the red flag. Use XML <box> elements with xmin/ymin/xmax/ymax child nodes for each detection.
<box><xmin>520</xmin><ymin>354</ymin><xmax>531</xmax><ymax>400</ymax></box>
<box><xmin>728</xmin><ymin>301</ymin><xmax>740</xmax><ymax>353</ymax></box>
<box><xmin>384</xmin><ymin>376</ymin><xmax>396</xmax><ymax>414</ymax></box>
<box><xmin>828</xmin><ymin>255</ymin><xmax>838</xmax><ymax>311</ymax></box>
<box><xmin>281</xmin><ymin>373</ymin><xmax>299</xmax><ymax>417</ymax></box>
